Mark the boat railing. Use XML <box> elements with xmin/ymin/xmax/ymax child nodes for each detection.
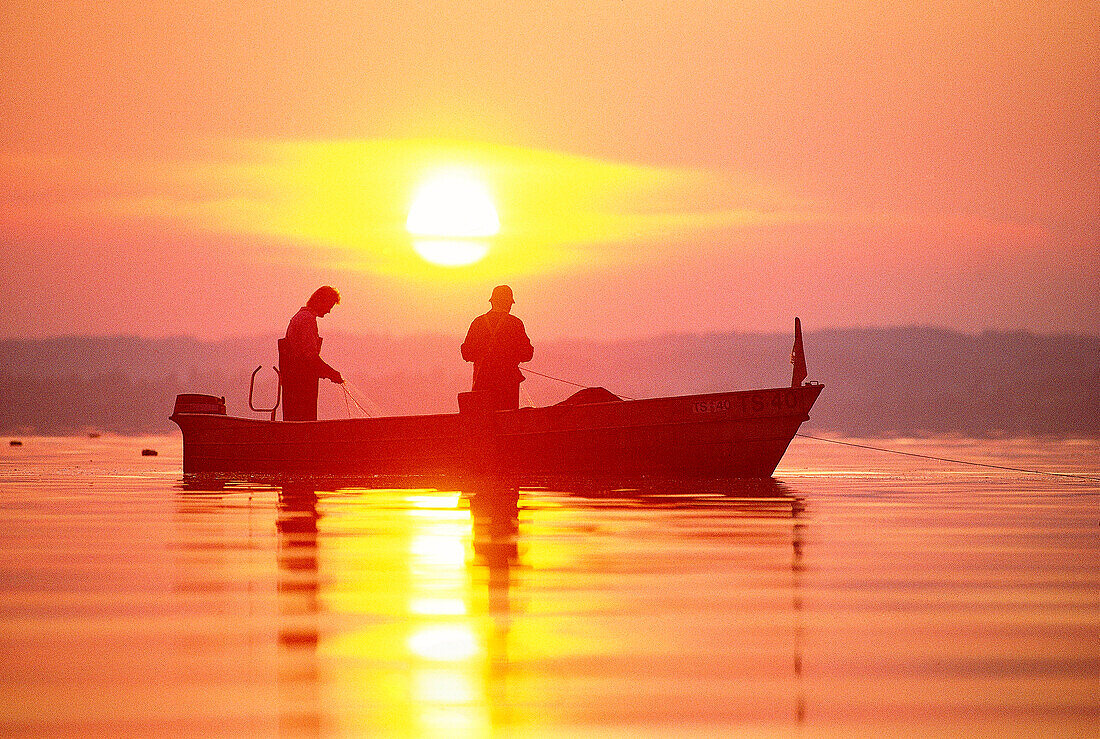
<box><xmin>249</xmin><ymin>365</ymin><xmax>282</xmax><ymax>421</ymax></box>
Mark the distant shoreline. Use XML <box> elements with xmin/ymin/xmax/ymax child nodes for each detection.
<box><xmin>2</xmin><ymin>328</ymin><xmax>1097</xmax><ymax>437</ymax></box>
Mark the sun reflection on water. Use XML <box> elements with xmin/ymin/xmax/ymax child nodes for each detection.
<box><xmin>404</xmin><ymin>490</ymin><xmax>493</xmax><ymax>734</ymax></box>
<box><xmin>407</xmin><ymin>625</ymin><xmax>480</xmax><ymax>662</ymax></box>
<box><xmin>313</xmin><ymin>487</ymin><xmax>504</xmax><ymax>734</ymax></box>
<box><xmin>409</xmin><ymin>597</ymin><xmax>468</xmax><ymax>616</ymax></box>
<box><xmin>4</xmin><ymin>439</ymin><xmax>1095</xmax><ymax>736</ymax></box>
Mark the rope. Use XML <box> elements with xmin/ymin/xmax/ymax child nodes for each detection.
<box><xmin>335</xmin><ymin>368</ymin><xmax>1095</xmax><ymax>482</ymax></box>
<box><xmin>794</xmin><ymin>433</ymin><xmax>1100</xmax><ymax>482</ymax></box>
<box><xmin>524</xmin><ymin>367</ymin><xmax>637</xmax><ymax>401</ymax></box>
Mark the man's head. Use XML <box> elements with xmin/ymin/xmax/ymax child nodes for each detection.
<box><xmin>307</xmin><ymin>286</ymin><xmax>340</xmax><ymax>317</ymax></box>
<box><xmin>489</xmin><ymin>285</ymin><xmax>514</xmax><ymax>313</ymax></box>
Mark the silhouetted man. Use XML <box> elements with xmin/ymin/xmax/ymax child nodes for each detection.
<box><xmin>461</xmin><ymin>285</ymin><xmax>534</xmax><ymax>411</ymax></box>
<box><xmin>280</xmin><ymin>286</ymin><xmax>343</xmax><ymax>421</ymax></box>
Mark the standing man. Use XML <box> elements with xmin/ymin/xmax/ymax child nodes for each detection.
<box><xmin>461</xmin><ymin>285</ymin><xmax>534</xmax><ymax>411</ymax></box>
<box><xmin>280</xmin><ymin>286</ymin><xmax>344</xmax><ymax>421</ymax></box>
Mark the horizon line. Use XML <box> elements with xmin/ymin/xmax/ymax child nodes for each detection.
<box><xmin>2</xmin><ymin>324</ymin><xmax>1099</xmax><ymax>344</ymax></box>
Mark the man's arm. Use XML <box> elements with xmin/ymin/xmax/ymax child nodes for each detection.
<box><xmin>513</xmin><ymin>319</ymin><xmax>534</xmax><ymax>363</ymax></box>
<box><xmin>317</xmin><ymin>357</ymin><xmax>342</xmax><ymax>384</ymax></box>
<box><xmin>461</xmin><ymin>317</ymin><xmax>486</xmax><ymax>362</ymax></box>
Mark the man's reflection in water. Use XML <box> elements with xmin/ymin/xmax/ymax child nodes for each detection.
<box><xmin>466</xmin><ymin>480</ymin><xmax>520</xmax><ymax>731</ymax></box>
<box><xmin>276</xmin><ymin>484</ymin><xmax>322</xmax><ymax>736</ymax></box>
<box><xmin>178</xmin><ymin>475</ymin><xmax>806</xmax><ymax>734</ymax></box>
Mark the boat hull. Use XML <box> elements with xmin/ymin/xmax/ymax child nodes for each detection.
<box><xmin>171</xmin><ymin>384</ymin><xmax>824</xmax><ymax>479</ymax></box>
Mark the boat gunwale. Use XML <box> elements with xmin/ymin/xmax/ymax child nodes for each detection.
<box><xmin>176</xmin><ymin>418</ymin><xmax>809</xmax><ymax>449</ymax></box>
<box><xmin>172</xmin><ymin>384</ymin><xmax>825</xmax><ymax>434</ymax></box>
<box><xmin>172</xmin><ymin>385</ymin><xmax>824</xmax><ymax>477</ymax></box>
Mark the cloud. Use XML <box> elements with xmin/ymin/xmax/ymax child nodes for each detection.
<box><xmin>1</xmin><ymin>139</ymin><xmax>819</xmax><ymax>281</ymax></box>
<box><xmin>3</xmin><ymin>138</ymin><xmax>1094</xmax><ymax>340</ymax></box>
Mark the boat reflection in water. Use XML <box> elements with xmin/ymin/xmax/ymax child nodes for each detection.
<box><xmin>275</xmin><ymin>484</ymin><xmax>322</xmax><ymax>736</ymax></box>
<box><xmin>177</xmin><ymin>474</ymin><xmax>806</xmax><ymax>734</ymax></box>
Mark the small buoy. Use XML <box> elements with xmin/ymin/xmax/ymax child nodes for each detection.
<box><xmin>88</xmin><ymin>432</ymin><xmax>100</xmax><ymax>439</ymax></box>
<box><xmin>141</xmin><ymin>449</ymin><xmax>158</xmax><ymax>457</ymax></box>
<box><xmin>9</xmin><ymin>440</ymin><xmax>22</xmax><ymax>447</ymax></box>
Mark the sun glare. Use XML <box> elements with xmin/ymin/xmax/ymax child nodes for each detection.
<box><xmin>407</xmin><ymin>170</ymin><xmax>499</xmax><ymax>267</ymax></box>
<box><xmin>412</xmin><ymin>239</ymin><xmax>490</xmax><ymax>267</ymax></box>
<box><xmin>407</xmin><ymin>171</ymin><xmax>500</xmax><ymax>238</ymax></box>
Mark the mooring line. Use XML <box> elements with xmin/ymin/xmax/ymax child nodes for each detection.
<box><xmin>795</xmin><ymin>433</ymin><xmax>1100</xmax><ymax>482</ymax></box>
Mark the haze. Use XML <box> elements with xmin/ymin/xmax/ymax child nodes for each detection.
<box><xmin>1</xmin><ymin>1</ymin><xmax>1096</xmax><ymax>341</ymax></box>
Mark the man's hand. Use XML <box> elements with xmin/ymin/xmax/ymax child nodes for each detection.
<box><xmin>329</xmin><ymin>369</ymin><xmax>344</xmax><ymax>384</ymax></box>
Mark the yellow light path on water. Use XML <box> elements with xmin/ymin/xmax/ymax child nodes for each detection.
<box><xmin>320</xmin><ymin>490</ymin><xmax>490</xmax><ymax>735</ymax></box>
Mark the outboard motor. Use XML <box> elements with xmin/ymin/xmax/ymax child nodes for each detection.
<box><xmin>172</xmin><ymin>394</ymin><xmax>227</xmax><ymax>416</ymax></box>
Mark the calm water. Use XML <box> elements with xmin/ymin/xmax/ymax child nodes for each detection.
<box><xmin>0</xmin><ymin>435</ymin><xmax>1096</xmax><ymax>737</ymax></box>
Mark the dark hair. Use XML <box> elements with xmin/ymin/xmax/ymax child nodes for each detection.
<box><xmin>307</xmin><ymin>285</ymin><xmax>340</xmax><ymax>312</ymax></box>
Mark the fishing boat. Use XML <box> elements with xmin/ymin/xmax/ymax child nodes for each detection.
<box><xmin>171</xmin><ymin>320</ymin><xmax>824</xmax><ymax>479</ymax></box>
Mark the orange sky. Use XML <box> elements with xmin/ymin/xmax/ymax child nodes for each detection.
<box><xmin>1</xmin><ymin>1</ymin><xmax>1096</xmax><ymax>340</ymax></box>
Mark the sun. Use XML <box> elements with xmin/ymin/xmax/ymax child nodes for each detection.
<box><xmin>406</xmin><ymin>170</ymin><xmax>500</xmax><ymax>238</ymax></box>
<box><xmin>406</xmin><ymin>170</ymin><xmax>499</xmax><ymax>267</ymax></box>
<box><xmin>409</xmin><ymin>239</ymin><xmax>490</xmax><ymax>267</ymax></box>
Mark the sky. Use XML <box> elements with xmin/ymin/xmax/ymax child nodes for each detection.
<box><xmin>1</xmin><ymin>0</ymin><xmax>1097</xmax><ymax>341</ymax></box>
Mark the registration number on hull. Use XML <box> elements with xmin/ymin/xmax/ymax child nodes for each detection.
<box><xmin>692</xmin><ymin>390</ymin><xmax>801</xmax><ymax>416</ymax></box>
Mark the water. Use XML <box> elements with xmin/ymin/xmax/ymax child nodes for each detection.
<box><xmin>1</xmin><ymin>435</ymin><xmax>1096</xmax><ymax>737</ymax></box>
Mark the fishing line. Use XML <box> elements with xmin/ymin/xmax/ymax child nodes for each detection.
<box><xmin>350</xmin><ymin>382</ymin><xmax>386</xmax><ymax>417</ymax></box>
<box><xmin>794</xmin><ymin>433</ymin><xmax>1100</xmax><ymax>482</ymax></box>
<box><xmin>340</xmin><ymin>385</ymin><xmax>370</xmax><ymax>417</ymax></box>
<box><xmin>524</xmin><ymin>367</ymin><xmax>637</xmax><ymax>401</ymax></box>
<box><xmin>339</xmin><ymin>380</ymin><xmax>383</xmax><ymax>418</ymax></box>
<box><xmin>341</xmin><ymin>385</ymin><xmax>354</xmax><ymax>418</ymax></box>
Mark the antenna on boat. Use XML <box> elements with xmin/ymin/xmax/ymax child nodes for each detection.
<box><xmin>791</xmin><ymin>317</ymin><xmax>807</xmax><ymax>387</ymax></box>
<box><xmin>249</xmin><ymin>365</ymin><xmax>282</xmax><ymax>421</ymax></box>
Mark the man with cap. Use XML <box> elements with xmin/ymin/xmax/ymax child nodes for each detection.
<box><xmin>461</xmin><ymin>285</ymin><xmax>534</xmax><ymax>411</ymax></box>
<box><xmin>280</xmin><ymin>286</ymin><xmax>344</xmax><ymax>421</ymax></box>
